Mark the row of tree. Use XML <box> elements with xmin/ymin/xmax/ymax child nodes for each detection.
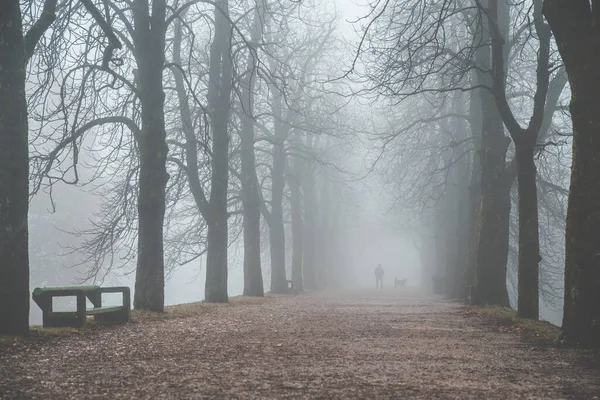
<box><xmin>357</xmin><ymin>0</ymin><xmax>599</xmax><ymax>347</ymax></box>
<box><xmin>1</xmin><ymin>0</ymin><xmax>358</xmax><ymax>335</ymax></box>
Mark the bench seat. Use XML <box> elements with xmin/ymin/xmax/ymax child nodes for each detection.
<box><xmin>32</xmin><ymin>286</ymin><xmax>130</xmax><ymax>328</ymax></box>
<box><xmin>86</xmin><ymin>306</ymin><xmax>124</xmax><ymax>315</ymax></box>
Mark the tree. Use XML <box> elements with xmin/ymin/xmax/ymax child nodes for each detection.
<box><xmin>132</xmin><ymin>0</ymin><xmax>170</xmax><ymax>312</ymax></box>
<box><xmin>287</xmin><ymin>152</ymin><xmax>304</xmax><ymax>292</ymax></box>
<box><xmin>352</xmin><ymin>0</ymin><xmax>512</xmax><ymax>305</ymax></box>
<box><xmin>486</xmin><ymin>0</ymin><xmax>552</xmax><ymax>319</ymax></box>
<box><xmin>543</xmin><ymin>0</ymin><xmax>600</xmax><ymax>347</ymax></box>
<box><xmin>33</xmin><ymin>0</ymin><xmax>168</xmax><ymax>312</ymax></box>
<box><xmin>0</xmin><ymin>0</ymin><xmax>119</xmax><ymax>335</ymax></box>
<box><xmin>0</xmin><ymin>0</ymin><xmax>33</xmax><ymax>336</ymax></box>
<box><xmin>239</xmin><ymin>0</ymin><xmax>267</xmax><ymax>297</ymax></box>
<box><xmin>171</xmin><ymin>0</ymin><xmax>234</xmax><ymax>303</ymax></box>
<box><xmin>470</xmin><ymin>0</ymin><xmax>511</xmax><ymax>308</ymax></box>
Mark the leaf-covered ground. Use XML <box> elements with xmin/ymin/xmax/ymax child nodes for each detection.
<box><xmin>1</xmin><ymin>288</ymin><xmax>599</xmax><ymax>399</ymax></box>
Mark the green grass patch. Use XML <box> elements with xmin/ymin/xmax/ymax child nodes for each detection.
<box><xmin>464</xmin><ymin>305</ymin><xmax>560</xmax><ymax>345</ymax></box>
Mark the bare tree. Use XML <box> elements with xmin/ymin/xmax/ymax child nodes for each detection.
<box><xmin>131</xmin><ymin>0</ymin><xmax>170</xmax><ymax>312</ymax></box>
<box><xmin>0</xmin><ymin>0</ymin><xmax>120</xmax><ymax>335</ymax></box>
<box><xmin>543</xmin><ymin>0</ymin><xmax>600</xmax><ymax>347</ymax></box>
<box><xmin>238</xmin><ymin>0</ymin><xmax>268</xmax><ymax>297</ymax></box>
<box><xmin>486</xmin><ymin>0</ymin><xmax>551</xmax><ymax>319</ymax></box>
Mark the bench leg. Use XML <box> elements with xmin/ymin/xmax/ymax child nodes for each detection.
<box><xmin>87</xmin><ymin>291</ymin><xmax>102</xmax><ymax>308</ymax></box>
<box><xmin>122</xmin><ymin>288</ymin><xmax>131</xmax><ymax>321</ymax></box>
<box><xmin>76</xmin><ymin>292</ymin><xmax>87</xmax><ymax>327</ymax></box>
<box><xmin>39</xmin><ymin>294</ymin><xmax>52</xmax><ymax>328</ymax></box>
<box><xmin>41</xmin><ymin>294</ymin><xmax>86</xmax><ymax>328</ymax></box>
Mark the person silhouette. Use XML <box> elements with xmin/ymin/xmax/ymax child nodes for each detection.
<box><xmin>374</xmin><ymin>264</ymin><xmax>384</xmax><ymax>289</ymax></box>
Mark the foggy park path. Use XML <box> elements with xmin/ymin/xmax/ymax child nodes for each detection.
<box><xmin>2</xmin><ymin>289</ymin><xmax>599</xmax><ymax>399</ymax></box>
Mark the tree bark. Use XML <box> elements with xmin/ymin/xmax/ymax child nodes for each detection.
<box><xmin>132</xmin><ymin>0</ymin><xmax>168</xmax><ymax>312</ymax></box>
<box><xmin>471</xmin><ymin>1</ymin><xmax>511</xmax><ymax>307</ymax></box>
<box><xmin>465</xmin><ymin>85</ymin><xmax>482</xmax><ymax>294</ymax></box>
<box><xmin>451</xmin><ymin>133</ymin><xmax>471</xmax><ymax>298</ymax></box>
<box><xmin>473</xmin><ymin>129</ymin><xmax>512</xmax><ymax>307</ymax></box>
<box><xmin>317</xmin><ymin>176</ymin><xmax>331</xmax><ymax>288</ymax></box>
<box><xmin>488</xmin><ymin>0</ymin><xmax>551</xmax><ymax>319</ymax></box>
<box><xmin>303</xmin><ymin>161</ymin><xmax>318</xmax><ymax>290</ymax></box>
<box><xmin>267</xmin><ymin>89</ymin><xmax>288</xmax><ymax>294</ymax></box>
<box><xmin>514</xmin><ymin>139</ymin><xmax>540</xmax><ymax>319</ymax></box>
<box><xmin>561</xmin><ymin>94</ymin><xmax>600</xmax><ymax>346</ymax></box>
<box><xmin>205</xmin><ymin>0</ymin><xmax>233</xmax><ymax>303</ymax></box>
<box><xmin>288</xmin><ymin>157</ymin><xmax>304</xmax><ymax>292</ymax></box>
<box><xmin>420</xmin><ymin>221</ymin><xmax>436</xmax><ymax>292</ymax></box>
<box><xmin>543</xmin><ymin>0</ymin><xmax>600</xmax><ymax>348</ymax></box>
<box><xmin>240</xmin><ymin>2</ymin><xmax>266</xmax><ymax>297</ymax></box>
<box><xmin>268</xmin><ymin>141</ymin><xmax>287</xmax><ymax>293</ymax></box>
<box><xmin>0</xmin><ymin>0</ymin><xmax>30</xmax><ymax>335</ymax></box>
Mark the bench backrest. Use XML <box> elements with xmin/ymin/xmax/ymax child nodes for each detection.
<box><xmin>32</xmin><ymin>285</ymin><xmax>101</xmax><ymax>297</ymax></box>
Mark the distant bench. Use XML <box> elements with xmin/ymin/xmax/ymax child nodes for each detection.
<box><xmin>32</xmin><ymin>286</ymin><xmax>130</xmax><ymax>328</ymax></box>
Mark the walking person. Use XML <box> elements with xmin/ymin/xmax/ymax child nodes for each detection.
<box><xmin>375</xmin><ymin>264</ymin><xmax>384</xmax><ymax>289</ymax></box>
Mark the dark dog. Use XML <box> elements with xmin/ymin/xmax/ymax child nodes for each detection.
<box><xmin>394</xmin><ymin>278</ymin><xmax>407</xmax><ymax>288</ymax></box>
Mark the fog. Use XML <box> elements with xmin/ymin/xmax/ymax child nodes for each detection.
<box><xmin>1</xmin><ymin>0</ymin><xmax>569</xmax><ymax>333</ymax></box>
<box><xmin>7</xmin><ymin>1</ymin><xmax>600</xmax><ymax>398</ymax></box>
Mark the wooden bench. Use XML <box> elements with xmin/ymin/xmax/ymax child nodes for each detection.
<box><xmin>32</xmin><ymin>286</ymin><xmax>130</xmax><ymax>328</ymax></box>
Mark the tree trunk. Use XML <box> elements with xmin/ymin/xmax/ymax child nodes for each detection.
<box><xmin>514</xmin><ymin>139</ymin><xmax>540</xmax><ymax>319</ymax></box>
<box><xmin>488</xmin><ymin>0</ymin><xmax>551</xmax><ymax>320</ymax></box>
<box><xmin>317</xmin><ymin>176</ymin><xmax>331</xmax><ymax>288</ymax></box>
<box><xmin>133</xmin><ymin>54</ymin><xmax>168</xmax><ymax>312</ymax></box>
<box><xmin>289</xmin><ymin>157</ymin><xmax>304</xmax><ymax>292</ymax></box>
<box><xmin>560</xmin><ymin>94</ymin><xmax>600</xmax><ymax>346</ymax></box>
<box><xmin>132</xmin><ymin>0</ymin><xmax>168</xmax><ymax>312</ymax></box>
<box><xmin>328</xmin><ymin>192</ymin><xmax>342</xmax><ymax>288</ymax></box>
<box><xmin>452</xmin><ymin>144</ymin><xmax>471</xmax><ymax>299</ymax></box>
<box><xmin>241</xmin><ymin>160</ymin><xmax>264</xmax><ymax>296</ymax></box>
<box><xmin>268</xmin><ymin>91</ymin><xmax>288</xmax><ymax>294</ymax></box>
<box><xmin>303</xmin><ymin>164</ymin><xmax>318</xmax><ymax>290</ymax></box>
<box><xmin>205</xmin><ymin>0</ymin><xmax>233</xmax><ymax>303</ymax></box>
<box><xmin>465</xmin><ymin>157</ymin><xmax>481</xmax><ymax>289</ymax></box>
<box><xmin>420</xmin><ymin>225</ymin><xmax>436</xmax><ymax>292</ymax></box>
<box><xmin>471</xmin><ymin>10</ymin><xmax>511</xmax><ymax>306</ymax></box>
<box><xmin>543</xmin><ymin>0</ymin><xmax>600</xmax><ymax>348</ymax></box>
<box><xmin>268</xmin><ymin>141</ymin><xmax>287</xmax><ymax>293</ymax></box>
<box><xmin>0</xmin><ymin>1</ymin><xmax>30</xmax><ymax>335</ymax></box>
<box><xmin>205</xmin><ymin>213</ymin><xmax>229</xmax><ymax>302</ymax></box>
<box><xmin>268</xmin><ymin>212</ymin><xmax>287</xmax><ymax>293</ymax></box>
<box><xmin>240</xmin><ymin>3</ymin><xmax>266</xmax><ymax>297</ymax></box>
<box><xmin>434</xmin><ymin>205</ymin><xmax>450</xmax><ymax>295</ymax></box>
<box><xmin>473</xmin><ymin>129</ymin><xmax>511</xmax><ymax>307</ymax></box>
<box><xmin>465</xmin><ymin>94</ymin><xmax>482</xmax><ymax>294</ymax></box>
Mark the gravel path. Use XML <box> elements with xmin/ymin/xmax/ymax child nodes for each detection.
<box><xmin>1</xmin><ymin>288</ymin><xmax>599</xmax><ymax>399</ymax></box>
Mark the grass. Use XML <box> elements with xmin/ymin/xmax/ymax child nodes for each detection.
<box><xmin>132</xmin><ymin>295</ymin><xmax>272</xmax><ymax>323</ymax></box>
<box><xmin>1</xmin><ymin>295</ymin><xmax>274</xmax><ymax>347</ymax></box>
<box><xmin>465</xmin><ymin>305</ymin><xmax>561</xmax><ymax>345</ymax></box>
<box><xmin>0</xmin><ymin>335</ymin><xmax>22</xmax><ymax>347</ymax></box>
<box><xmin>1</xmin><ymin>326</ymin><xmax>86</xmax><ymax>348</ymax></box>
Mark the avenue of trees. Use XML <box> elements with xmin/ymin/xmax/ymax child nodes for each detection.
<box><xmin>1</xmin><ymin>0</ymin><xmax>355</xmax><ymax>335</ymax></box>
<box><xmin>1</xmin><ymin>0</ymin><xmax>599</xmax><ymax>349</ymax></box>
<box><xmin>355</xmin><ymin>0</ymin><xmax>599</xmax><ymax>347</ymax></box>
